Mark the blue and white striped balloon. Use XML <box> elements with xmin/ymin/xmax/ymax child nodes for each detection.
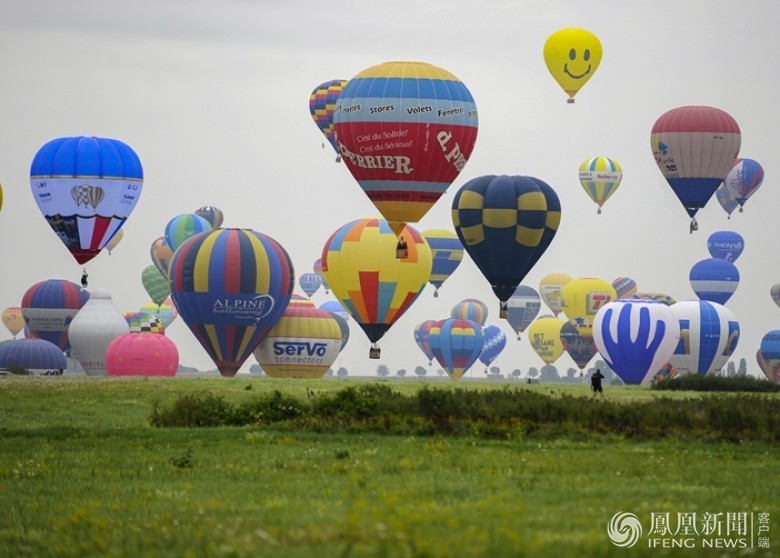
<box><xmin>479</xmin><ymin>324</ymin><xmax>507</xmax><ymax>368</ymax></box>
<box><xmin>593</xmin><ymin>300</ymin><xmax>680</xmax><ymax>385</ymax></box>
<box><xmin>668</xmin><ymin>300</ymin><xmax>739</xmax><ymax>376</ymax></box>
<box><xmin>689</xmin><ymin>258</ymin><xmax>740</xmax><ymax>305</ymax></box>
<box><xmin>707</xmin><ymin>231</ymin><xmax>744</xmax><ymax>262</ymax></box>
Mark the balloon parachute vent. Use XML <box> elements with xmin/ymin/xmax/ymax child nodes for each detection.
<box><xmin>369</xmin><ymin>346</ymin><xmax>381</xmax><ymax>359</ymax></box>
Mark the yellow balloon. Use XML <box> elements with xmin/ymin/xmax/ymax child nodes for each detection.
<box><xmin>543</xmin><ymin>28</ymin><xmax>603</xmax><ymax>102</ymax></box>
<box><xmin>528</xmin><ymin>316</ymin><xmax>565</xmax><ymax>365</ymax></box>
<box><xmin>561</xmin><ymin>277</ymin><xmax>616</xmax><ymax>336</ymax></box>
<box><xmin>539</xmin><ymin>273</ymin><xmax>572</xmax><ymax>316</ymax></box>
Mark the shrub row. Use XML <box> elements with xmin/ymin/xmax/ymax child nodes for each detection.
<box><xmin>651</xmin><ymin>374</ymin><xmax>780</xmax><ymax>392</ymax></box>
<box><xmin>149</xmin><ymin>384</ymin><xmax>780</xmax><ymax>442</ymax></box>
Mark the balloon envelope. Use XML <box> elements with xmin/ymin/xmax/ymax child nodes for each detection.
<box><xmin>689</xmin><ymin>258</ymin><xmax>739</xmax><ymax>305</ymax></box>
<box><xmin>321</xmin><ymin>218</ymin><xmax>431</xmax><ymax>353</ymax></box>
<box><xmin>668</xmin><ymin>300</ymin><xmax>739</xmax><ymax>376</ymax></box>
<box><xmin>561</xmin><ymin>277</ymin><xmax>617</xmax><ymax>337</ymax></box>
<box><xmin>758</xmin><ymin>331</ymin><xmax>780</xmax><ymax>384</ymax></box>
<box><xmin>414</xmin><ymin>320</ymin><xmax>437</xmax><ymax>365</ymax></box>
<box><xmin>429</xmin><ymin>318</ymin><xmax>484</xmax><ymax>382</ymax></box>
<box><xmin>528</xmin><ymin>316</ymin><xmax>565</xmax><ymax>365</ymax></box>
<box><xmin>611</xmin><ymin>277</ymin><xmax>638</xmax><ymax>299</ymax></box>
<box><xmin>104</xmin><ymin>228</ymin><xmax>124</xmax><ymax>254</ymax></box>
<box><xmin>68</xmin><ymin>288</ymin><xmax>130</xmax><ymax>376</ymax></box>
<box><xmin>0</xmin><ymin>338</ymin><xmax>66</xmax><ymax>375</ymax></box>
<box><xmin>142</xmin><ymin>265</ymin><xmax>171</xmax><ymax>306</ymax></box>
<box><xmin>560</xmin><ymin>321</ymin><xmax>598</xmax><ymax>370</ymax></box>
<box><xmin>543</xmin><ymin>28</ymin><xmax>603</xmax><ymax>101</ymax></box>
<box><xmin>21</xmin><ymin>279</ymin><xmax>89</xmax><ymax>352</ymax></box>
<box><xmin>105</xmin><ymin>332</ymin><xmax>178</xmax><ymax>376</ymax></box>
<box><xmin>334</xmin><ymin>61</ymin><xmax>478</xmax><ymax>230</ymax></box>
<box><xmin>150</xmin><ymin>236</ymin><xmax>174</xmax><ymax>279</ymax></box>
<box><xmin>650</xmin><ymin>106</ymin><xmax>741</xmax><ymax>218</ymax></box>
<box><xmin>169</xmin><ymin>228</ymin><xmax>294</xmax><ymax>376</ymax></box>
<box><xmin>579</xmin><ymin>156</ymin><xmax>622</xmax><ymax>211</ymax></box>
<box><xmin>504</xmin><ymin>285</ymin><xmax>541</xmax><ymax>338</ymax></box>
<box><xmin>452</xmin><ymin>175</ymin><xmax>561</xmax><ymax>304</ymax></box>
<box><xmin>2</xmin><ymin>307</ymin><xmax>25</xmax><ymax>337</ymax></box>
<box><xmin>479</xmin><ymin>325</ymin><xmax>507</xmax><ymax>368</ymax></box>
<box><xmin>194</xmin><ymin>206</ymin><xmax>224</xmax><ymax>229</ymax></box>
<box><xmin>422</xmin><ymin>229</ymin><xmax>463</xmax><ymax>296</ymax></box>
<box><xmin>165</xmin><ymin>213</ymin><xmax>212</xmax><ymax>253</ymax></box>
<box><xmin>724</xmin><ymin>158</ymin><xmax>764</xmax><ymax>208</ymax></box>
<box><xmin>707</xmin><ymin>231</ymin><xmax>744</xmax><ymax>262</ymax></box>
<box><xmin>29</xmin><ymin>136</ymin><xmax>144</xmax><ymax>265</ymax></box>
<box><xmin>539</xmin><ymin>273</ymin><xmax>572</xmax><ymax>316</ymax></box>
<box><xmin>309</xmin><ymin>79</ymin><xmax>348</xmax><ymax>155</ymax></box>
<box><xmin>451</xmin><ymin>299</ymin><xmax>488</xmax><ymax>327</ymax></box>
<box><xmin>298</xmin><ymin>272</ymin><xmax>322</xmax><ymax>298</ymax></box>
<box><xmin>593</xmin><ymin>300</ymin><xmax>680</xmax><ymax>385</ymax></box>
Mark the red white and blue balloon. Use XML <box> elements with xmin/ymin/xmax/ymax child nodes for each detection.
<box><xmin>668</xmin><ymin>300</ymin><xmax>739</xmax><ymax>376</ymax></box>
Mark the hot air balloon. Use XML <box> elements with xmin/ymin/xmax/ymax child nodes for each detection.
<box><xmin>707</xmin><ymin>231</ymin><xmax>744</xmax><ymax>262</ymax></box>
<box><xmin>333</xmin><ymin>61</ymin><xmax>479</xmax><ymax>248</ymax></box>
<box><xmin>758</xmin><ymin>331</ymin><xmax>780</xmax><ymax>384</ymax></box>
<box><xmin>543</xmin><ymin>28</ymin><xmax>603</xmax><ymax>103</ymax></box>
<box><xmin>451</xmin><ymin>299</ymin><xmax>488</xmax><ymax>327</ymax></box>
<box><xmin>689</xmin><ymin>258</ymin><xmax>739</xmax><ymax>305</ymax></box>
<box><xmin>328</xmin><ymin>312</ymin><xmax>350</xmax><ymax>353</ymax></box>
<box><xmin>611</xmin><ymin>277</ymin><xmax>638</xmax><ymax>299</ymax></box>
<box><xmin>715</xmin><ymin>183</ymin><xmax>739</xmax><ymax>219</ymax></box>
<box><xmin>0</xmin><ymin>183</ymin><xmax>3</xmax><ymax>214</ymax></box>
<box><xmin>650</xmin><ymin>106</ymin><xmax>741</xmax><ymax>228</ymax></box>
<box><xmin>0</xmin><ymin>338</ymin><xmax>66</xmax><ymax>375</ymax></box>
<box><xmin>164</xmin><ymin>213</ymin><xmax>212</xmax><ymax>253</ymax></box>
<box><xmin>68</xmin><ymin>289</ymin><xmax>130</xmax><ymax>376</ymax></box>
<box><xmin>319</xmin><ymin>300</ymin><xmax>349</xmax><ymax>322</ymax></box>
<box><xmin>668</xmin><ymin>300</ymin><xmax>739</xmax><ymax>376</ymax></box>
<box><xmin>560</xmin><ymin>321</ymin><xmax>598</xmax><ymax>371</ymax></box>
<box><xmin>309</xmin><ymin>79</ymin><xmax>348</xmax><ymax>160</ymax></box>
<box><xmin>593</xmin><ymin>300</ymin><xmax>680</xmax><ymax>385</ymax></box>
<box><xmin>150</xmin><ymin>236</ymin><xmax>174</xmax><ymax>279</ymax></box>
<box><xmin>298</xmin><ymin>272</ymin><xmax>322</xmax><ymax>298</ymax></box>
<box><xmin>422</xmin><ymin>229</ymin><xmax>463</xmax><ymax>297</ymax></box>
<box><xmin>253</xmin><ymin>295</ymin><xmax>342</xmax><ymax>379</ymax></box>
<box><xmin>105</xmin><ymin>332</ymin><xmax>179</xmax><ymax>377</ymax></box>
<box><xmin>169</xmin><ymin>228</ymin><xmax>294</xmax><ymax>377</ymax></box>
<box><xmin>452</xmin><ymin>175</ymin><xmax>561</xmax><ymax>318</ymax></box>
<box><xmin>104</xmin><ymin>228</ymin><xmax>123</xmax><ymax>255</ymax></box>
<box><xmin>479</xmin><ymin>324</ymin><xmax>507</xmax><ymax>372</ymax></box>
<box><xmin>141</xmin><ymin>265</ymin><xmax>171</xmax><ymax>307</ymax></box>
<box><xmin>321</xmin><ymin>218</ymin><xmax>431</xmax><ymax>359</ymax></box>
<box><xmin>123</xmin><ymin>312</ymin><xmax>165</xmax><ymax>334</ymax></box>
<box><xmin>414</xmin><ymin>320</ymin><xmax>437</xmax><ymax>365</ymax></box>
<box><xmin>30</xmin><ymin>136</ymin><xmax>144</xmax><ymax>265</ymax></box>
<box><xmin>140</xmin><ymin>298</ymin><xmax>178</xmax><ymax>329</ymax></box>
<box><xmin>723</xmin><ymin>158</ymin><xmax>764</xmax><ymax>212</ymax></box>
<box><xmin>539</xmin><ymin>273</ymin><xmax>572</xmax><ymax>316</ymax></box>
<box><xmin>313</xmin><ymin>258</ymin><xmax>330</xmax><ymax>294</ymax></box>
<box><xmin>21</xmin><ymin>279</ymin><xmax>89</xmax><ymax>352</ymax></box>
<box><xmin>504</xmin><ymin>285</ymin><xmax>541</xmax><ymax>340</ymax></box>
<box><xmin>194</xmin><ymin>205</ymin><xmax>224</xmax><ymax>229</ymax></box>
<box><xmin>579</xmin><ymin>156</ymin><xmax>622</xmax><ymax>213</ymax></box>
<box><xmin>429</xmin><ymin>318</ymin><xmax>484</xmax><ymax>382</ymax></box>
<box><xmin>2</xmin><ymin>307</ymin><xmax>25</xmax><ymax>338</ymax></box>
<box><xmin>528</xmin><ymin>316</ymin><xmax>565</xmax><ymax>365</ymax></box>
<box><xmin>771</xmin><ymin>284</ymin><xmax>780</xmax><ymax>310</ymax></box>
<box><xmin>560</xmin><ymin>278</ymin><xmax>616</xmax><ymax>337</ymax></box>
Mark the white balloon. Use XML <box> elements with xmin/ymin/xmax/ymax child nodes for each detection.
<box><xmin>68</xmin><ymin>289</ymin><xmax>130</xmax><ymax>376</ymax></box>
<box><xmin>668</xmin><ymin>300</ymin><xmax>739</xmax><ymax>376</ymax></box>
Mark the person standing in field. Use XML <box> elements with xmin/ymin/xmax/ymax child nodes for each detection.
<box><xmin>591</xmin><ymin>368</ymin><xmax>605</xmax><ymax>398</ymax></box>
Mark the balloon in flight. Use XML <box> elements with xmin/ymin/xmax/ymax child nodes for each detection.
<box><xmin>707</xmin><ymin>231</ymin><xmax>744</xmax><ymax>262</ymax></box>
<box><xmin>478</xmin><ymin>324</ymin><xmax>507</xmax><ymax>370</ymax></box>
<box><xmin>451</xmin><ymin>298</ymin><xmax>488</xmax><ymax>326</ymax></box>
<box><xmin>414</xmin><ymin>320</ymin><xmax>437</xmax><ymax>365</ymax></box>
<box><xmin>539</xmin><ymin>273</ymin><xmax>572</xmax><ymax>316</ymax></box>
<box><xmin>578</xmin><ymin>156</ymin><xmax>622</xmax><ymax>213</ymax></box>
<box><xmin>528</xmin><ymin>316</ymin><xmax>565</xmax><ymax>365</ymax></box>
<box><xmin>309</xmin><ymin>79</ymin><xmax>348</xmax><ymax>158</ymax></box>
<box><xmin>689</xmin><ymin>258</ymin><xmax>739</xmax><ymax>305</ymax></box>
<box><xmin>422</xmin><ymin>229</ymin><xmax>463</xmax><ymax>297</ymax></box>
<box><xmin>723</xmin><ymin>158</ymin><xmax>764</xmax><ymax>211</ymax></box>
<box><xmin>21</xmin><ymin>279</ymin><xmax>89</xmax><ymax>352</ymax></box>
<box><xmin>668</xmin><ymin>300</ymin><xmax>739</xmax><ymax>376</ymax></box>
<box><xmin>504</xmin><ymin>285</ymin><xmax>541</xmax><ymax>339</ymax></box>
<box><xmin>165</xmin><ymin>213</ymin><xmax>212</xmax><ymax>253</ymax></box>
<box><xmin>194</xmin><ymin>205</ymin><xmax>224</xmax><ymax>229</ymax></box>
<box><xmin>560</xmin><ymin>277</ymin><xmax>616</xmax><ymax>337</ymax></box>
<box><xmin>543</xmin><ymin>28</ymin><xmax>603</xmax><ymax>102</ymax></box>
<box><xmin>429</xmin><ymin>318</ymin><xmax>484</xmax><ymax>382</ymax></box>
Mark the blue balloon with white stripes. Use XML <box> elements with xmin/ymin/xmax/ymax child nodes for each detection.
<box><xmin>689</xmin><ymin>258</ymin><xmax>740</xmax><ymax>305</ymax></box>
<box><xmin>478</xmin><ymin>324</ymin><xmax>507</xmax><ymax>369</ymax></box>
<box><xmin>707</xmin><ymin>231</ymin><xmax>744</xmax><ymax>262</ymax></box>
<box><xmin>593</xmin><ymin>300</ymin><xmax>680</xmax><ymax>385</ymax></box>
<box><xmin>668</xmin><ymin>300</ymin><xmax>739</xmax><ymax>376</ymax></box>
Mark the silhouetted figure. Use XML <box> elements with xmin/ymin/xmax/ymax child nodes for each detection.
<box><xmin>689</xmin><ymin>218</ymin><xmax>698</xmax><ymax>234</ymax></box>
<box><xmin>80</xmin><ymin>269</ymin><xmax>88</xmax><ymax>288</ymax></box>
<box><xmin>396</xmin><ymin>236</ymin><xmax>408</xmax><ymax>259</ymax></box>
<box><xmin>591</xmin><ymin>368</ymin><xmax>605</xmax><ymax>398</ymax></box>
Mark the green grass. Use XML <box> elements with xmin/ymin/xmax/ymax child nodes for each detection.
<box><xmin>0</xmin><ymin>376</ymin><xmax>777</xmax><ymax>557</ymax></box>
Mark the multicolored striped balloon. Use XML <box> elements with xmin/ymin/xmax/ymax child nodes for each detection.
<box><xmin>611</xmin><ymin>277</ymin><xmax>638</xmax><ymax>299</ymax></box>
<box><xmin>29</xmin><ymin>136</ymin><xmax>143</xmax><ymax>265</ymax></box>
<box><xmin>21</xmin><ymin>279</ymin><xmax>89</xmax><ymax>351</ymax></box>
<box><xmin>723</xmin><ymin>158</ymin><xmax>764</xmax><ymax>211</ymax></box>
<box><xmin>309</xmin><ymin>79</ymin><xmax>348</xmax><ymax>157</ymax></box>
<box><xmin>169</xmin><ymin>228</ymin><xmax>294</xmax><ymax>377</ymax></box>
<box><xmin>578</xmin><ymin>156</ymin><xmax>622</xmax><ymax>213</ymax></box>
<box><xmin>164</xmin><ymin>213</ymin><xmax>212</xmax><ymax>253</ymax></box>
<box><xmin>422</xmin><ymin>229</ymin><xmax>463</xmax><ymax>297</ymax></box>
<box><xmin>414</xmin><ymin>320</ymin><xmax>437</xmax><ymax>365</ymax></box>
<box><xmin>150</xmin><ymin>236</ymin><xmax>174</xmax><ymax>279</ymax></box>
<box><xmin>194</xmin><ymin>206</ymin><xmax>224</xmax><ymax>229</ymax></box>
<box><xmin>429</xmin><ymin>318</ymin><xmax>484</xmax><ymax>382</ymax></box>
<box><xmin>298</xmin><ymin>272</ymin><xmax>322</xmax><ymax>298</ymax></box>
<box><xmin>334</xmin><ymin>61</ymin><xmax>478</xmax><ymax>233</ymax></box>
<box><xmin>451</xmin><ymin>298</ymin><xmax>488</xmax><ymax>326</ymax></box>
<box><xmin>321</xmin><ymin>218</ymin><xmax>431</xmax><ymax>358</ymax></box>
<box><xmin>253</xmin><ymin>295</ymin><xmax>342</xmax><ymax>379</ymax></box>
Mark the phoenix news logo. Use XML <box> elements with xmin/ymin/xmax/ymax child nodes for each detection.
<box><xmin>608</xmin><ymin>511</ymin><xmax>770</xmax><ymax>550</ymax></box>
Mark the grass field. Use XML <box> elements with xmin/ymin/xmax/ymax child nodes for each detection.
<box><xmin>1</xmin><ymin>376</ymin><xmax>777</xmax><ymax>557</ymax></box>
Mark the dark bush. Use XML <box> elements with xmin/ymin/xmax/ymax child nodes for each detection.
<box><xmin>150</xmin><ymin>393</ymin><xmax>238</xmax><ymax>427</ymax></box>
<box><xmin>652</xmin><ymin>374</ymin><xmax>780</xmax><ymax>392</ymax></box>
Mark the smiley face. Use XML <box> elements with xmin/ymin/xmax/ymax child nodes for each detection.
<box><xmin>543</xmin><ymin>28</ymin><xmax>603</xmax><ymax>100</ymax></box>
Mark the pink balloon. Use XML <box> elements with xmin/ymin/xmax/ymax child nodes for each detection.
<box><xmin>105</xmin><ymin>332</ymin><xmax>179</xmax><ymax>377</ymax></box>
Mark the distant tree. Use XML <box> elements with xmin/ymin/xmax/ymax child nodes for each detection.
<box><xmin>397</xmin><ymin>369</ymin><xmax>406</xmax><ymax>378</ymax></box>
<box><xmin>377</xmin><ymin>364</ymin><xmax>390</xmax><ymax>377</ymax></box>
<box><xmin>527</xmin><ymin>366</ymin><xmax>539</xmax><ymax>379</ymax></box>
<box><xmin>436</xmin><ymin>368</ymin><xmax>445</xmax><ymax>377</ymax></box>
<box><xmin>489</xmin><ymin>366</ymin><xmax>500</xmax><ymax>375</ymax></box>
<box><xmin>726</xmin><ymin>361</ymin><xmax>737</xmax><ymax>377</ymax></box>
<box><xmin>540</xmin><ymin>365</ymin><xmax>559</xmax><ymax>382</ymax></box>
<box><xmin>248</xmin><ymin>364</ymin><xmax>263</xmax><ymax>375</ymax></box>
<box><xmin>738</xmin><ymin>358</ymin><xmax>748</xmax><ymax>376</ymax></box>
<box><xmin>567</xmin><ymin>367</ymin><xmax>578</xmax><ymax>380</ymax></box>
<box><xmin>337</xmin><ymin>367</ymin><xmax>348</xmax><ymax>377</ymax></box>
<box><xmin>511</xmin><ymin>369</ymin><xmax>522</xmax><ymax>379</ymax></box>
<box><xmin>414</xmin><ymin>366</ymin><xmax>427</xmax><ymax>377</ymax></box>
<box><xmin>325</xmin><ymin>368</ymin><xmax>334</xmax><ymax>377</ymax></box>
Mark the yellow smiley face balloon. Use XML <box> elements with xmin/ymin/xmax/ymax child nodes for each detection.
<box><xmin>543</xmin><ymin>28</ymin><xmax>602</xmax><ymax>103</ymax></box>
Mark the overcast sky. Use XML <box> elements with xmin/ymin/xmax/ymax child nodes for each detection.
<box><xmin>0</xmin><ymin>0</ymin><xmax>778</xmax><ymax>377</ymax></box>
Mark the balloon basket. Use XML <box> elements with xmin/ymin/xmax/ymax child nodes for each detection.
<box><xmin>566</xmin><ymin>98</ymin><xmax>575</xmax><ymax>104</ymax></box>
<box><xmin>499</xmin><ymin>301</ymin><xmax>508</xmax><ymax>319</ymax></box>
<box><xmin>369</xmin><ymin>346</ymin><xmax>381</xmax><ymax>359</ymax></box>
<box><xmin>396</xmin><ymin>248</ymin><xmax>408</xmax><ymax>259</ymax></box>
<box><xmin>433</xmin><ymin>290</ymin><xmax>439</xmax><ymax>298</ymax></box>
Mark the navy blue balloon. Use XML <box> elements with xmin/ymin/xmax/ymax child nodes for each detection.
<box><xmin>0</xmin><ymin>338</ymin><xmax>67</xmax><ymax>375</ymax></box>
<box><xmin>707</xmin><ymin>231</ymin><xmax>744</xmax><ymax>262</ymax></box>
